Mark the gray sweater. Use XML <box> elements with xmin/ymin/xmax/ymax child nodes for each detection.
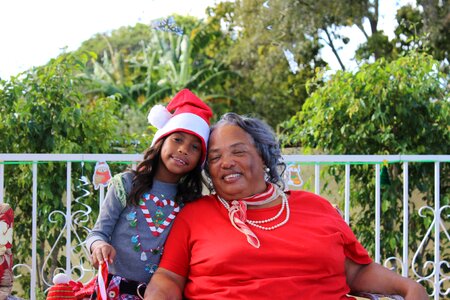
<box><xmin>85</xmin><ymin>172</ymin><xmax>179</xmax><ymax>283</ymax></box>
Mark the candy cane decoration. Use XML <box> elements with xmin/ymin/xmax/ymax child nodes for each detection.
<box><xmin>140</xmin><ymin>194</ymin><xmax>180</xmax><ymax>237</ymax></box>
<box><xmin>96</xmin><ymin>261</ymin><xmax>109</xmax><ymax>300</ymax></box>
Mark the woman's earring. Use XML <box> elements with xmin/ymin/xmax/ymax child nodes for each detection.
<box><xmin>264</xmin><ymin>166</ymin><xmax>270</xmax><ymax>181</ymax></box>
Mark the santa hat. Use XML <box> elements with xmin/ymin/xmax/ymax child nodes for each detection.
<box><xmin>47</xmin><ymin>273</ymin><xmax>76</xmax><ymax>300</ymax></box>
<box><xmin>148</xmin><ymin>89</ymin><xmax>213</xmax><ymax>164</ymax></box>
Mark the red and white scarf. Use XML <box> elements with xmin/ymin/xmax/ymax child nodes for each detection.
<box><xmin>217</xmin><ymin>183</ymin><xmax>283</xmax><ymax>248</ymax></box>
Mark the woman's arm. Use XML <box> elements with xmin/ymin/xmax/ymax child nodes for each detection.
<box><xmin>345</xmin><ymin>259</ymin><xmax>428</xmax><ymax>300</ymax></box>
<box><xmin>144</xmin><ymin>267</ymin><xmax>186</xmax><ymax>300</ymax></box>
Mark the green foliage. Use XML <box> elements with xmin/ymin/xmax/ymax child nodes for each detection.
<box><xmin>0</xmin><ymin>52</ymin><xmax>121</xmax><ymax>153</ymax></box>
<box><xmin>77</xmin><ymin>15</ymin><xmax>239</xmax><ymax>124</ymax></box>
<box><xmin>356</xmin><ymin>2</ymin><xmax>449</xmax><ymax>72</ymax></box>
<box><xmin>214</xmin><ymin>0</ymin><xmax>329</xmax><ymax>127</ymax></box>
<box><xmin>77</xmin><ymin>23</ymin><xmax>153</xmax><ymax>60</ymax></box>
<box><xmin>0</xmin><ymin>52</ymin><xmax>130</xmax><ymax>296</ymax></box>
<box><xmin>416</xmin><ymin>0</ymin><xmax>450</xmax><ymax>63</ymax></box>
<box><xmin>282</xmin><ymin>52</ymin><xmax>449</xmax><ymax>153</ymax></box>
<box><xmin>356</xmin><ymin>32</ymin><xmax>395</xmax><ymax>62</ymax></box>
<box><xmin>281</xmin><ymin>51</ymin><xmax>449</xmax><ymax>278</ymax></box>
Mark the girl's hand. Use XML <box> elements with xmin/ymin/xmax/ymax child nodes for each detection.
<box><xmin>90</xmin><ymin>240</ymin><xmax>116</xmax><ymax>268</ymax></box>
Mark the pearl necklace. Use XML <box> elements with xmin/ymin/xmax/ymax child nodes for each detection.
<box><xmin>217</xmin><ymin>190</ymin><xmax>290</xmax><ymax>231</ymax></box>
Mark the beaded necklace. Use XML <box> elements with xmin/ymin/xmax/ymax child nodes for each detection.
<box><xmin>126</xmin><ymin>192</ymin><xmax>179</xmax><ymax>273</ymax></box>
<box><xmin>216</xmin><ymin>183</ymin><xmax>290</xmax><ymax>248</ymax></box>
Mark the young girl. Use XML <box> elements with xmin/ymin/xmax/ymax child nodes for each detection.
<box><xmin>85</xmin><ymin>89</ymin><xmax>212</xmax><ymax>298</ymax></box>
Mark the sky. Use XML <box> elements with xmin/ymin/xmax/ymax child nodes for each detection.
<box><xmin>0</xmin><ymin>0</ymin><xmax>413</xmax><ymax>79</ymax></box>
<box><xmin>320</xmin><ymin>0</ymin><xmax>415</xmax><ymax>72</ymax></box>
<box><xmin>0</xmin><ymin>0</ymin><xmax>218</xmax><ymax>79</ymax></box>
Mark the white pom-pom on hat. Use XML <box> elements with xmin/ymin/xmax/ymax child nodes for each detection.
<box><xmin>148</xmin><ymin>104</ymin><xmax>172</xmax><ymax>129</ymax></box>
<box><xmin>53</xmin><ymin>273</ymin><xmax>70</xmax><ymax>285</ymax></box>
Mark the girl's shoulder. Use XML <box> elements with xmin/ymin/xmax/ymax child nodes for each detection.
<box><xmin>108</xmin><ymin>171</ymin><xmax>134</xmax><ymax>207</ymax></box>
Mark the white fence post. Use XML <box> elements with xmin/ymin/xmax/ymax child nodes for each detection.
<box><xmin>402</xmin><ymin>162</ymin><xmax>409</xmax><ymax>277</ymax></box>
<box><xmin>434</xmin><ymin>162</ymin><xmax>440</xmax><ymax>300</ymax></box>
<box><xmin>314</xmin><ymin>164</ymin><xmax>320</xmax><ymax>195</ymax></box>
<box><xmin>344</xmin><ymin>164</ymin><xmax>350</xmax><ymax>224</ymax></box>
<box><xmin>31</xmin><ymin>162</ymin><xmax>38</xmax><ymax>300</ymax></box>
<box><xmin>66</xmin><ymin>162</ymin><xmax>72</xmax><ymax>275</ymax></box>
<box><xmin>375</xmin><ymin>163</ymin><xmax>381</xmax><ymax>264</ymax></box>
<box><xmin>0</xmin><ymin>163</ymin><xmax>4</xmax><ymax>204</ymax></box>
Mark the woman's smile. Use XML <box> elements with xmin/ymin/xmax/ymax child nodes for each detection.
<box><xmin>222</xmin><ymin>172</ymin><xmax>241</xmax><ymax>182</ymax></box>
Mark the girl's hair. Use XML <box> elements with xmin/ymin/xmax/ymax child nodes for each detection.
<box><xmin>205</xmin><ymin>112</ymin><xmax>286</xmax><ymax>189</ymax></box>
<box><xmin>128</xmin><ymin>136</ymin><xmax>203</xmax><ymax>206</ymax></box>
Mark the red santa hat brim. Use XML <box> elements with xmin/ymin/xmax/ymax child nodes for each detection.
<box><xmin>151</xmin><ymin>112</ymin><xmax>209</xmax><ymax>164</ymax></box>
<box><xmin>149</xmin><ymin>89</ymin><xmax>212</xmax><ymax>165</ymax></box>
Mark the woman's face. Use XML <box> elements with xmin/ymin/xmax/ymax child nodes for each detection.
<box><xmin>207</xmin><ymin>124</ymin><xmax>267</xmax><ymax>200</ymax></box>
<box><xmin>155</xmin><ymin>131</ymin><xmax>202</xmax><ymax>183</ymax></box>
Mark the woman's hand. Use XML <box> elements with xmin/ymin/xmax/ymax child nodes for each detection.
<box><xmin>90</xmin><ymin>240</ymin><xmax>116</xmax><ymax>268</ymax></box>
<box><xmin>144</xmin><ymin>267</ymin><xmax>185</xmax><ymax>300</ymax></box>
<box><xmin>346</xmin><ymin>260</ymin><xmax>428</xmax><ymax>300</ymax></box>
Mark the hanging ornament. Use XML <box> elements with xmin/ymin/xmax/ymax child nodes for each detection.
<box><xmin>145</xmin><ymin>264</ymin><xmax>158</xmax><ymax>274</ymax></box>
<box><xmin>140</xmin><ymin>252</ymin><xmax>148</xmax><ymax>262</ymax></box>
<box><xmin>380</xmin><ymin>161</ymin><xmax>391</xmax><ymax>186</ymax></box>
<box><xmin>92</xmin><ymin>161</ymin><xmax>112</xmax><ymax>190</ymax></box>
<box><xmin>284</xmin><ymin>163</ymin><xmax>304</xmax><ymax>189</ymax></box>
<box><xmin>153</xmin><ymin>209</ymin><xmax>165</xmax><ymax>227</ymax></box>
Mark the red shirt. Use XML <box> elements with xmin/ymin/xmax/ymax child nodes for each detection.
<box><xmin>160</xmin><ymin>190</ymin><xmax>372</xmax><ymax>299</ymax></box>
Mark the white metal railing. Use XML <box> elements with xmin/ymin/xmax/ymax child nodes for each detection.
<box><xmin>0</xmin><ymin>154</ymin><xmax>448</xmax><ymax>299</ymax></box>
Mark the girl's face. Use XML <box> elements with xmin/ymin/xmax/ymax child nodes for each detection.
<box><xmin>154</xmin><ymin>131</ymin><xmax>202</xmax><ymax>183</ymax></box>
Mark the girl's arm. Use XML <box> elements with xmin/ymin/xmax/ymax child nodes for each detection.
<box><xmin>345</xmin><ymin>259</ymin><xmax>428</xmax><ymax>300</ymax></box>
<box><xmin>144</xmin><ymin>267</ymin><xmax>186</xmax><ymax>300</ymax></box>
<box><xmin>86</xmin><ymin>173</ymin><xmax>130</xmax><ymax>265</ymax></box>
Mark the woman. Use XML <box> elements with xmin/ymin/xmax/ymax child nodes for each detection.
<box><xmin>144</xmin><ymin>112</ymin><xmax>428</xmax><ymax>300</ymax></box>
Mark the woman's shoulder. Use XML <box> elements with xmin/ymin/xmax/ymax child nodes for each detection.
<box><xmin>288</xmin><ymin>190</ymin><xmax>336</xmax><ymax>211</ymax></box>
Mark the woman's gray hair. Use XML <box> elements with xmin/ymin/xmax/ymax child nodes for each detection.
<box><xmin>205</xmin><ymin>112</ymin><xmax>286</xmax><ymax>189</ymax></box>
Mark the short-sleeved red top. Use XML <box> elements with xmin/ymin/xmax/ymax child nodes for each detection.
<box><xmin>159</xmin><ymin>190</ymin><xmax>372</xmax><ymax>299</ymax></box>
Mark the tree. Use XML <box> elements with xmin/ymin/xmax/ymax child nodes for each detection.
<box><xmin>384</xmin><ymin>2</ymin><xmax>450</xmax><ymax>74</ymax></box>
<box><xmin>281</xmin><ymin>51</ymin><xmax>449</xmax><ymax>286</ymax></box>
<box><xmin>77</xmin><ymin>15</ymin><xmax>239</xmax><ymax>124</ymax></box>
<box><xmin>204</xmin><ymin>0</ymin><xmax>327</xmax><ymax>127</ymax></box>
<box><xmin>0</xmin><ymin>52</ymin><xmax>131</xmax><ymax>296</ymax></box>
<box><xmin>354</xmin><ymin>1</ymin><xmax>449</xmax><ymax>72</ymax></box>
<box><xmin>416</xmin><ymin>0</ymin><xmax>449</xmax><ymax>62</ymax></box>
